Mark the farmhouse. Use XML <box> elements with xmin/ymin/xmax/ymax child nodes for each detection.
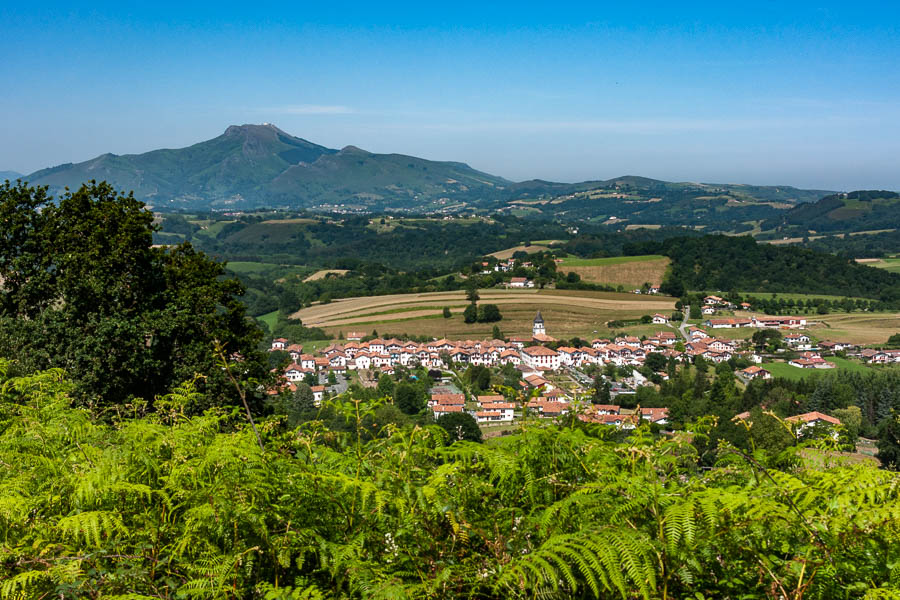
<box><xmin>508</xmin><ymin>277</ymin><xmax>534</xmax><ymax>288</ymax></box>
<box><xmin>705</xmin><ymin>318</ymin><xmax>752</xmax><ymax>329</ymax></box>
<box><xmin>346</xmin><ymin>331</ymin><xmax>367</xmax><ymax>341</ymax></box>
<box><xmin>752</xmin><ymin>316</ymin><xmax>807</xmax><ymax>329</ymax></box>
<box><xmin>739</xmin><ymin>365</ymin><xmax>772</xmax><ymax>380</ymax></box>
<box><xmin>651</xmin><ymin>313</ymin><xmax>669</xmax><ymax>324</ymax></box>
<box><xmin>271</xmin><ymin>338</ymin><xmax>288</xmax><ymax>350</ymax></box>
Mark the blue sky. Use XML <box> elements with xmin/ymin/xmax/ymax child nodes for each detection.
<box><xmin>2</xmin><ymin>1</ymin><xmax>899</xmax><ymax>190</ymax></box>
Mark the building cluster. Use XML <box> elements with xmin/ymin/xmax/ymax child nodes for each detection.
<box><xmin>704</xmin><ymin>315</ymin><xmax>807</xmax><ymax>329</ymax></box>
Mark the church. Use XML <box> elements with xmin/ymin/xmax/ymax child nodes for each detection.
<box><xmin>532</xmin><ymin>311</ymin><xmax>555</xmax><ymax>343</ymax></box>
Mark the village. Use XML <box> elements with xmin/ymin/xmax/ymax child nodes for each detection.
<box><xmin>269</xmin><ymin>302</ymin><xmax>898</xmax><ymax>432</ymax></box>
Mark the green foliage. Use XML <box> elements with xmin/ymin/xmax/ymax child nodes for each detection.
<box><xmin>463</xmin><ymin>303</ymin><xmax>478</xmax><ymax>323</ymax></box>
<box><xmin>0</xmin><ymin>181</ymin><xmax>268</xmax><ymax>409</ymax></box>
<box><xmin>3</xmin><ymin>363</ymin><xmax>900</xmax><ymax>598</ymax></box>
<box><xmin>435</xmin><ymin>411</ymin><xmax>483</xmax><ymax>443</ymax></box>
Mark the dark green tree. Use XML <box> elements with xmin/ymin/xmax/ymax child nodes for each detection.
<box><xmin>0</xmin><ymin>181</ymin><xmax>267</xmax><ymax>410</ymax></box>
<box><xmin>463</xmin><ymin>304</ymin><xmax>478</xmax><ymax>323</ymax></box>
<box><xmin>436</xmin><ymin>412</ymin><xmax>483</xmax><ymax>443</ymax></box>
<box><xmin>395</xmin><ymin>382</ymin><xmax>425</xmax><ymax>415</ymax></box>
<box><xmin>442</xmin><ymin>306</ymin><xmax>452</xmax><ymax>319</ymax></box>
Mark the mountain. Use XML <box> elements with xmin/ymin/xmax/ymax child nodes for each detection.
<box><xmin>25</xmin><ymin>124</ymin><xmax>509</xmax><ymax>210</ymax></box>
<box><xmin>0</xmin><ymin>171</ymin><xmax>22</xmax><ymax>181</ymax></box>
<box><xmin>764</xmin><ymin>190</ymin><xmax>900</xmax><ymax>234</ymax></box>
<box><xmin>23</xmin><ymin>124</ymin><xmax>836</xmax><ymax>222</ymax></box>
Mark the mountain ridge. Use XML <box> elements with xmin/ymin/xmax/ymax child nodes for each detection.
<box><xmin>23</xmin><ymin>124</ymin><xmax>844</xmax><ymax>215</ymax></box>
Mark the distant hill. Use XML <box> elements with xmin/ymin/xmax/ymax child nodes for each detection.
<box><xmin>23</xmin><ymin>124</ymin><xmax>835</xmax><ymax>221</ymax></box>
<box><xmin>0</xmin><ymin>171</ymin><xmax>22</xmax><ymax>181</ymax></box>
<box><xmin>25</xmin><ymin>124</ymin><xmax>509</xmax><ymax>210</ymax></box>
<box><xmin>764</xmin><ymin>190</ymin><xmax>900</xmax><ymax>234</ymax></box>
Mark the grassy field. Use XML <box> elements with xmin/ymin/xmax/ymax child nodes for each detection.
<box><xmin>857</xmin><ymin>257</ymin><xmax>900</xmax><ymax>274</ymax></box>
<box><xmin>487</xmin><ymin>244</ymin><xmax>554</xmax><ymax>260</ymax></box>
<box><xmin>738</xmin><ymin>292</ymin><xmax>866</xmax><ymax>302</ymax></box>
<box><xmin>558</xmin><ymin>255</ymin><xmax>669</xmax><ymax>288</ymax></box>
<box><xmin>290</xmin><ymin>289</ymin><xmax>675</xmax><ymax>340</ymax></box>
<box><xmin>303</xmin><ymin>269</ymin><xmax>350</xmax><ymax>282</ymax></box>
<box><xmin>808</xmin><ymin>312</ymin><xmax>900</xmax><ymax>344</ymax></box>
<box><xmin>761</xmin><ymin>357</ymin><xmax>873</xmax><ymax>381</ymax></box>
<box><xmin>258</xmin><ymin>310</ymin><xmax>279</xmax><ymax>330</ymax></box>
<box><xmin>224</xmin><ymin>261</ymin><xmax>283</xmax><ymax>274</ymax></box>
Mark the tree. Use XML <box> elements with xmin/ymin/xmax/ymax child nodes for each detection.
<box><xmin>689</xmin><ymin>304</ymin><xmax>701</xmax><ymax>319</ymax></box>
<box><xmin>0</xmin><ymin>181</ymin><xmax>267</xmax><ymax>410</ymax></box>
<box><xmin>492</xmin><ymin>324</ymin><xmax>503</xmax><ymax>340</ymax></box>
<box><xmin>644</xmin><ymin>352</ymin><xmax>667</xmax><ymax>373</ymax></box>
<box><xmin>477</xmin><ymin>304</ymin><xmax>502</xmax><ymax>323</ymax></box>
<box><xmin>443</xmin><ymin>306</ymin><xmax>452</xmax><ymax>319</ymax></box>
<box><xmin>592</xmin><ymin>377</ymin><xmax>611</xmax><ymax>404</ymax></box>
<box><xmin>436</xmin><ymin>412</ymin><xmax>483</xmax><ymax>443</ymax></box>
<box><xmin>463</xmin><ymin>304</ymin><xmax>478</xmax><ymax>323</ymax></box>
<box><xmin>877</xmin><ymin>412</ymin><xmax>900</xmax><ymax>470</ymax></box>
<box><xmin>395</xmin><ymin>382</ymin><xmax>424</xmax><ymax>415</ymax></box>
<box><xmin>376</xmin><ymin>374</ymin><xmax>395</xmax><ymax>399</ymax></box>
<box><xmin>465</xmin><ymin>285</ymin><xmax>480</xmax><ymax>304</ymax></box>
<box><xmin>293</xmin><ymin>383</ymin><xmax>317</xmax><ymax>412</ymax></box>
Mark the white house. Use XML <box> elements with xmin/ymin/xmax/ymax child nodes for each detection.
<box><xmin>651</xmin><ymin>313</ymin><xmax>669</xmax><ymax>325</ymax></box>
<box><xmin>521</xmin><ymin>346</ymin><xmax>561</xmax><ymax>371</ymax></box>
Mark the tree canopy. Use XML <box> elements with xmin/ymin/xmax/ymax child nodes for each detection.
<box><xmin>0</xmin><ymin>181</ymin><xmax>267</xmax><ymax>409</ymax></box>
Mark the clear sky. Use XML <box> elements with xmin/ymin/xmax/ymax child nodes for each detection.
<box><xmin>2</xmin><ymin>1</ymin><xmax>899</xmax><ymax>190</ymax></box>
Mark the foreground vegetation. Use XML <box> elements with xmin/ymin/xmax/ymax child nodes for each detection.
<box><xmin>3</xmin><ymin>363</ymin><xmax>900</xmax><ymax>599</ymax></box>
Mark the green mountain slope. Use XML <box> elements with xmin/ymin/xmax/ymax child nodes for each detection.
<box><xmin>0</xmin><ymin>171</ymin><xmax>22</xmax><ymax>180</ymax></box>
<box><xmin>763</xmin><ymin>190</ymin><xmax>900</xmax><ymax>234</ymax></box>
<box><xmin>23</xmin><ymin>124</ymin><xmax>840</xmax><ymax>220</ymax></box>
<box><xmin>27</xmin><ymin>124</ymin><xmax>336</xmax><ymax>208</ymax></box>
<box><xmin>26</xmin><ymin>124</ymin><xmax>509</xmax><ymax>210</ymax></box>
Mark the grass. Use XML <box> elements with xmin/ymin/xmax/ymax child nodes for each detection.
<box><xmin>738</xmin><ymin>292</ymin><xmax>866</xmax><ymax>302</ymax></box>
<box><xmin>808</xmin><ymin>312</ymin><xmax>900</xmax><ymax>345</ymax></box>
<box><xmin>257</xmin><ymin>310</ymin><xmax>279</xmax><ymax>330</ymax></box>
<box><xmin>861</xmin><ymin>258</ymin><xmax>900</xmax><ymax>274</ymax></box>
<box><xmin>487</xmin><ymin>244</ymin><xmax>553</xmax><ymax>260</ymax></box>
<box><xmin>558</xmin><ymin>255</ymin><xmax>670</xmax><ymax>288</ymax></box>
<box><xmin>225</xmin><ymin>261</ymin><xmax>282</xmax><ymax>274</ymax></box>
<box><xmin>559</xmin><ymin>255</ymin><xmax>666</xmax><ymax>267</ymax></box>
<box><xmin>290</xmin><ymin>288</ymin><xmax>675</xmax><ymax>341</ymax></box>
<box><xmin>761</xmin><ymin>357</ymin><xmax>872</xmax><ymax>381</ymax></box>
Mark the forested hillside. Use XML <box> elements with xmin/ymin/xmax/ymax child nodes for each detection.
<box><xmin>648</xmin><ymin>235</ymin><xmax>900</xmax><ymax>301</ymax></box>
<box><xmin>764</xmin><ymin>190</ymin><xmax>900</xmax><ymax>235</ymax></box>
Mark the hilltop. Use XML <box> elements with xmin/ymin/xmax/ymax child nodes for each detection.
<box><xmin>23</xmin><ymin>125</ymin><xmax>837</xmax><ymax>222</ymax></box>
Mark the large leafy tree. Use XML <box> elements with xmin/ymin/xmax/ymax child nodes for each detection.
<box><xmin>0</xmin><ymin>181</ymin><xmax>267</xmax><ymax>409</ymax></box>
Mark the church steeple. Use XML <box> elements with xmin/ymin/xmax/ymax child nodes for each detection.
<box><xmin>533</xmin><ymin>311</ymin><xmax>546</xmax><ymax>337</ymax></box>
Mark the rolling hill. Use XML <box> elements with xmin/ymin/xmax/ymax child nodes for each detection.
<box><xmin>0</xmin><ymin>171</ymin><xmax>22</xmax><ymax>181</ymax></box>
<box><xmin>23</xmin><ymin>124</ymin><xmax>840</xmax><ymax>221</ymax></box>
<box><xmin>763</xmin><ymin>190</ymin><xmax>900</xmax><ymax>234</ymax></box>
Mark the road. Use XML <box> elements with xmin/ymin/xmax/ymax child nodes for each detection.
<box><xmin>677</xmin><ymin>305</ymin><xmax>691</xmax><ymax>341</ymax></box>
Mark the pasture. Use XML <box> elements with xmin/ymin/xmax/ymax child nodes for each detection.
<box><xmin>857</xmin><ymin>257</ymin><xmax>900</xmax><ymax>274</ymax></box>
<box><xmin>304</xmin><ymin>269</ymin><xmax>350</xmax><ymax>282</ymax></box>
<box><xmin>558</xmin><ymin>255</ymin><xmax>670</xmax><ymax>288</ymax></box>
<box><xmin>488</xmin><ymin>243</ymin><xmax>557</xmax><ymax>260</ymax></box>
<box><xmin>761</xmin><ymin>358</ymin><xmax>873</xmax><ymax>381</ymax></box>
<box><xmin>808</xmin><ymin>312</ymin><xmax>900</xmax><ymax>345</ymax></box>
<box><xmin>290</xmin><ymin>288</ymin><xmax>675</xmax><ymax>340</ymax></box>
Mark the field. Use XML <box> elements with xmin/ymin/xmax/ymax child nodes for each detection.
<box><xmin>304</xmin><ymin>269</ymin><xmax>350</xmax><ymax>282</ymax></box>
<box><xmin>808</xmin><ymin>312</ymin><xmax>900</xmax><ymax>344</ymax></box>
<box><xmin>857</xmin><ymin>257</ymin><xmax>900</xmax><ymax>274</ymax></box>
<box><xmin>290</xmin><ymin>289</ymin><xmax>675</xmax><ymax>340</ymax></box>
<box><xmin>558</xmin><ymin>255</ymin><xmax>670</xmax><ymax>288</ymax></box>
<box><xmin>487</xmin><ymin>243</ymin><xmax>557</xmax><ymax>260</ymax></box>
<box><xmin>738</xmin><ymin>291</ymin><xmax>866</xmax><ymax>302</ymax></box>
<box><xmin>761</xmin><ymin>357</ymin><xmax>873</xmax><ymax>381</ymax></box>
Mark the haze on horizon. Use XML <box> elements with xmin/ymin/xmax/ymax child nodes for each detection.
<box><xmin>2</xmin><ymin>1</ymin><xmax>899</xmax><ymax>191</ymax></box>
